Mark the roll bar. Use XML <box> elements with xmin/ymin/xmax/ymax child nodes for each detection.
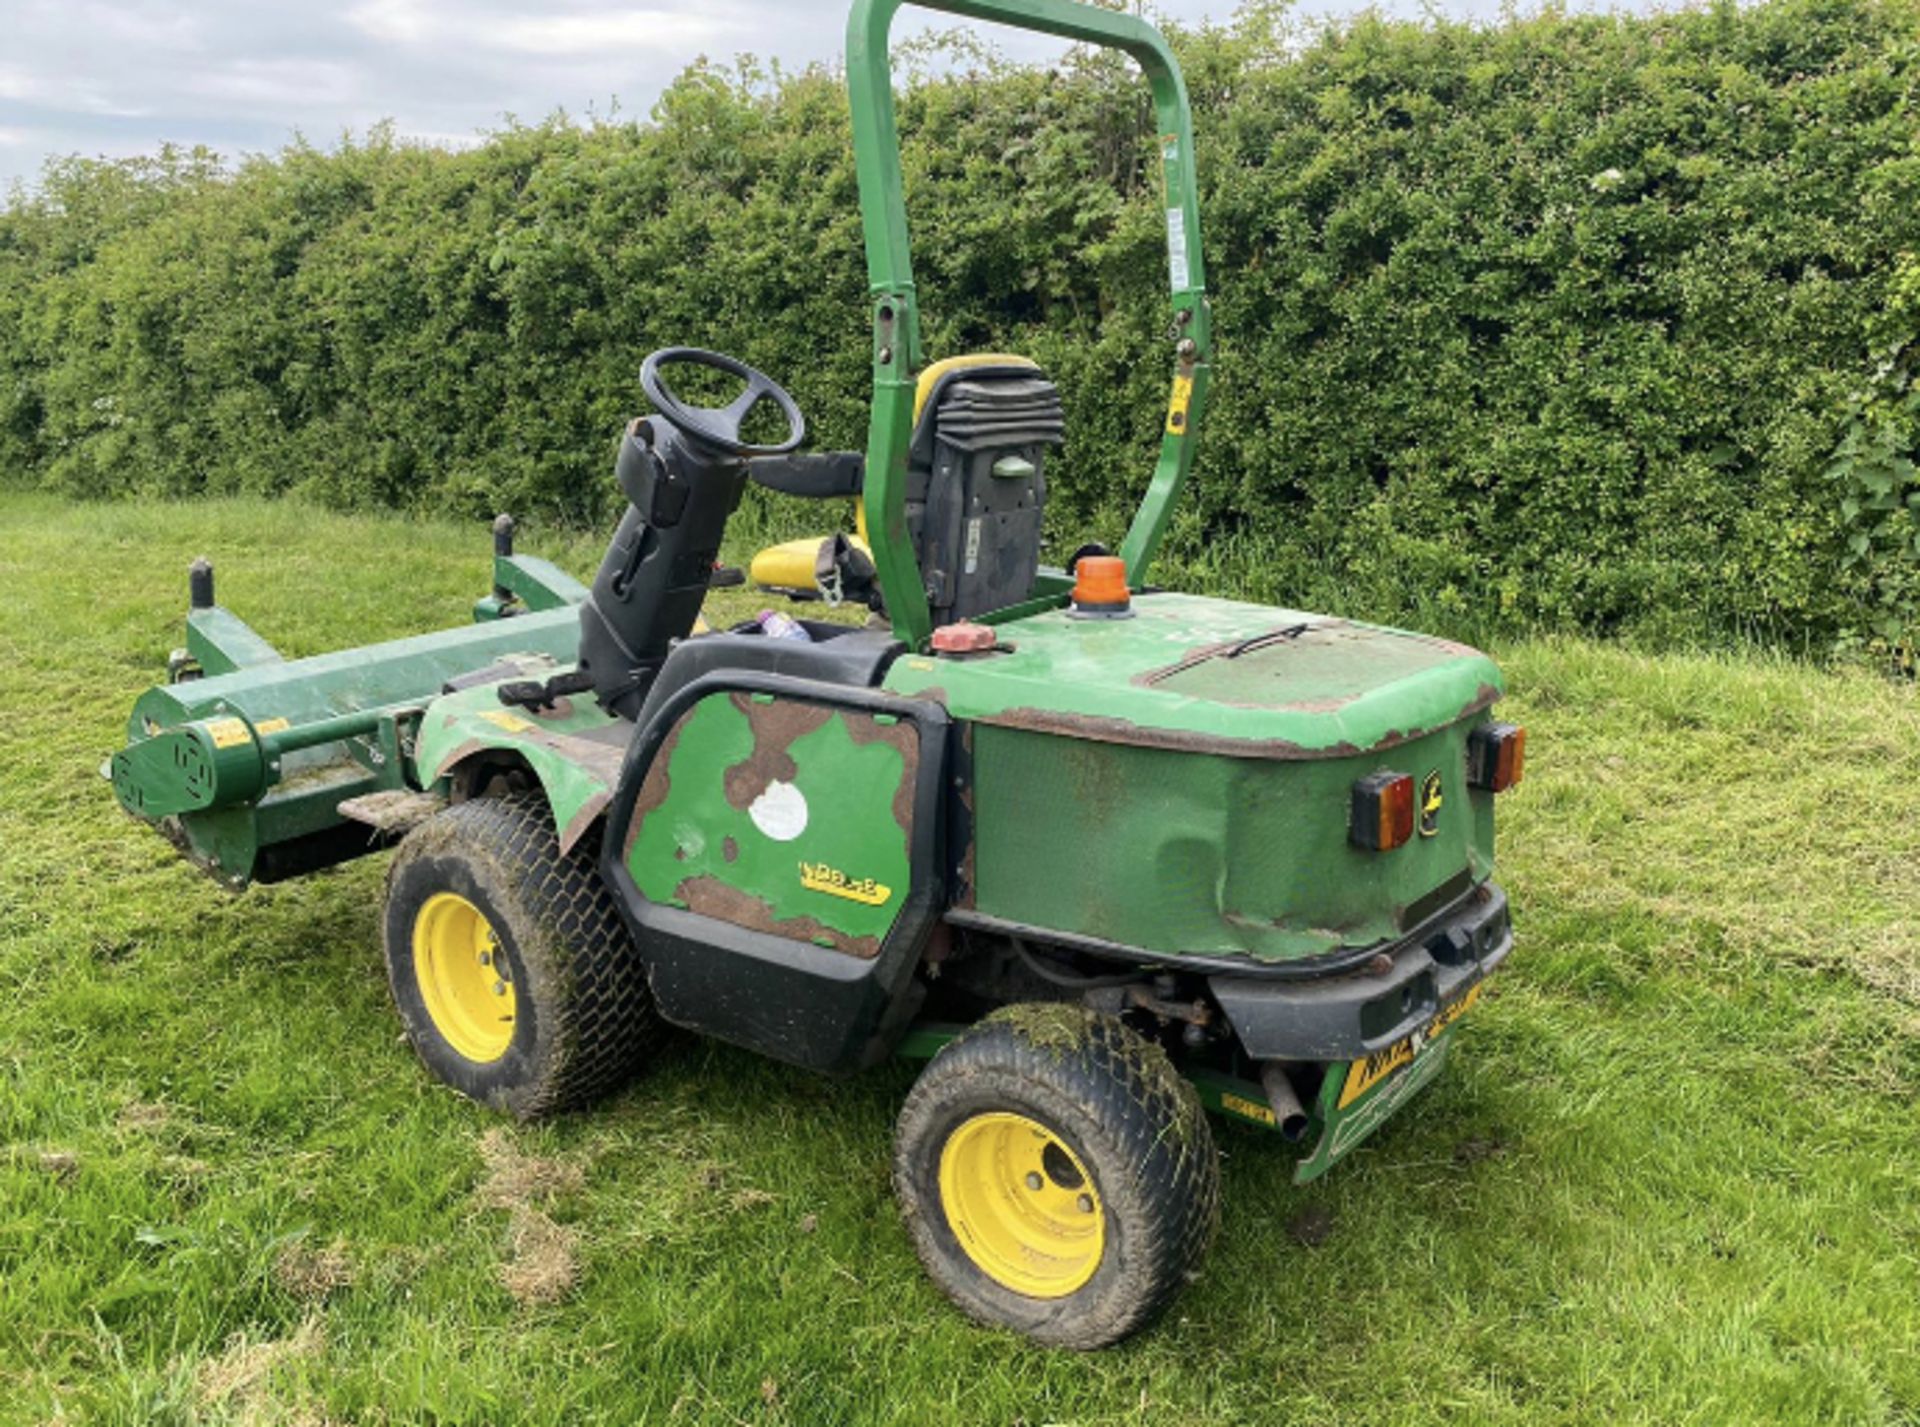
<box><xmin>846</xmin><ymin>0</ymin><xmax>1212</xmax><ymax>646</ymax></box>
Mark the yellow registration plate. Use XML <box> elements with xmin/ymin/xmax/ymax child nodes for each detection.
<box><xmin>1336</xmin><ymin>982</ymin><xmax>1482</xmax><ymax>1109</ymax></box>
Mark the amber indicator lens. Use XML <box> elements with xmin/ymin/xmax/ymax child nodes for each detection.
<box><xmin>1351</xmin><ymin>771</ymin><xmax>1415</xmax><ymax>851</ymax></box>
<box><xmin>1468</xmin><ymin>723</ymin><xmax>1526</xmax><ymax>792</ymax></box>
<box><xmin>1070</xmin><ymin>555</ymin><xmax>1131</xmax><ymax>611</ymax></box>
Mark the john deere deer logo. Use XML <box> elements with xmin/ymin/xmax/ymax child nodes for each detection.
<box><xmin>1419</xmin><ymin>770</ymin><xmax>1443</xmax><ymax>838</ymax></box>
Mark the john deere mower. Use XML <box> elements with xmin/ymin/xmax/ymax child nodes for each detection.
<box><xmin>109</xmin><ymin>0</ymin><xmax>1523</xmax><ymax>1348</ymax></box>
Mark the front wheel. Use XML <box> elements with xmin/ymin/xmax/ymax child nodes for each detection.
<box><xmin>892</xmin><ymin>1005</ymin><xmax>1221</xmax><ymax>1349</ymax></box>
<box><xmin>382</xmin><ymin>794</ymin><xmax>661</xmax><ymax>1118</ymax></box>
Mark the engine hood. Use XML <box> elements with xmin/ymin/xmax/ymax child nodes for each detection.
<box><xmin>882</xmin><ymin>592</ymin><xmax>1501</xmax><ymax>758</ymax></box>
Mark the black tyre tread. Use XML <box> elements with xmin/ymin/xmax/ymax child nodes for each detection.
<box><xmin>893</xmin><ymin>1005</ymin><xmax>1221</xmax><ymax>1349</ymax></box>
<box><xmin>384</xmin><ymin>793</ymin><xmax>660</xmax><ymax>1118</ymax></box>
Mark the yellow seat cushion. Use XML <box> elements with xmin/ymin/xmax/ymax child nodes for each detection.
<box><xmin>746</xmin><ymin>353</ymin><xmax>1035</xmax><ymax>595</ymax></box>
<box><xmin>749</xmin><ymin>534</ymin><xmax>873</xmax><ymax>591</ymax></box>
<box><xmin>913</xmin><ymin>353</ymin><xmax>1038</xmax><ymax>423</ymax></box>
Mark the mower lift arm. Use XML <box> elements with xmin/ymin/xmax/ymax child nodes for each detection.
<box><xmin>847</xmin><ymin>0</ymin><xmax>1212</xmax><ymax>647</ymax></box>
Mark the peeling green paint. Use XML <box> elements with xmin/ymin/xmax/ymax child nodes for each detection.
<box><xmin>625</xmin><ymin>692</ymin><xmax>917</xmax><ymax>953</ymax></box>
<box><xmin>971</xmin><ymin>718</ymin><xmax>1492</xmax><ymax>961</ymax></box>
<box><xmin>883</xmin><ymin>592</ymin><xmax>1502</xmax><ymax>759</ymax></box>
<box><xmin>413</xmin><ymin>660</ymin><xmax>630</xmax><ymax>850</ymax></box>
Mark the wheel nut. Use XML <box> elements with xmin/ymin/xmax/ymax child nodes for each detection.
<box><xmin>1077</xmin><ymin>1194</ymin><xmax>1095</xmax><ymax>1214</ymax></box>
<box><xmin>1025</xmin><ymin>1172</ymin><xmax>1043</xmax><ymax>1191</ymax></box>
<box><xmin>492</xmin><ymin>980</ymin><xmax>507</xmax><ymax>996</ymax></box>
<box><xmin>478</xmin><ymin>951</ymin><xmax>492</xmax><ymax>966</ymax></box>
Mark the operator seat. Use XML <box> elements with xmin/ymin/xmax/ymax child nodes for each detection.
<box><xmin>746</xmin><ymin>353</ymin><xmax>1065</xmax><ymax>627</ymax></box>
<box><xmin>904</xmin><ymin>353</ymin><xmax>1064</xmax><ymax>627</ymax></box>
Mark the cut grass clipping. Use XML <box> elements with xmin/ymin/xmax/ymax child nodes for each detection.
<box><xmin>2</xmin><ymin>494</ymin><xmax>1918</xmax><ymax>1424</ymax></box>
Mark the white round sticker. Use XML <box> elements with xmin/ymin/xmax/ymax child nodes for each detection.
<box><xmin>748</xmin><ymin>780</ymin><xmax>809</xmax><ymax>842</ymax></box>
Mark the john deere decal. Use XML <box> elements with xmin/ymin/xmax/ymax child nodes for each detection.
<box><xmin>800</xmin><ymin>861</ymin><xmax>893</xmax><ymax>907</ymax></box>
<box><xmin>1419</xmin><ymin>769</ymin><xmax>1444</xmax><ymax>838</ymax></box>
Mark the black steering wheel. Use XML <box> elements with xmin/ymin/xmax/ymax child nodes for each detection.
<box><xmin>640</xmin><ymin>347</ymin><xmax>806</xmax><ymax>457</ymax></box>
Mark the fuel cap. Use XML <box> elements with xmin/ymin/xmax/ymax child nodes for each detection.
<box><xmin>930</xmin><ymin>622</ymin><xmax>997</xmax><ymax>654</ymax></box>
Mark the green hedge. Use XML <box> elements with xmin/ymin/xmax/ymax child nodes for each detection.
<box><xmin>3</xmin><ymin>0</ymin><xmax>1918</xmax><ymax>650</ymax></box>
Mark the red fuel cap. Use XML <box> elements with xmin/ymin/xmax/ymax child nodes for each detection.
<box><xmin>930</xmin><ymin>622</ymin><xmax>997</xmax><ymax>653</ymax></box>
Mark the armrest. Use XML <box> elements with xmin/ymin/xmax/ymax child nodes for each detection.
<box><xmin>747</xmin><ymin>451</ymin><xmax>865</xmax><ymax>499</ymax></box>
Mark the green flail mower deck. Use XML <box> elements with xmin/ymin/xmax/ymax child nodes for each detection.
<box><xmin>109</xmin><ymin>535</ymin><xmax>590</xmax><ymax>887</ymax></box>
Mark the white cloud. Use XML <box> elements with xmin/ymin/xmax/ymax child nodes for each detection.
<box><xmin>63</xmin><ymin>0</ymin><xmax>201</xmax><ymax>50</ymax></box>
<box><xmin>344</xmin><ymin>0</ymin><xmax>440</xmax><ymax>46</ymax></box>
<box><xmin>72</xmin><ymin>90</ymin><xmax>154</xmax><ymax>118</ymax></box>
<box><xmin>188</xmin><ymin>59</ymin><xmax>361</xmax><ymax>108</ymax></box>
<box><xmin>0</xmin><ymin>0</ymin><xmax>1592</xmax><ymax>191</ymax></box>
<box><xmin>487</xmin><ymin>9</ymin><xmax>746</xmax><ymax>57</ymax></box>
<box><xmin>344</xmin><ymin>0</ymin><xmax>744</xmax><ymax>55</ymax></box>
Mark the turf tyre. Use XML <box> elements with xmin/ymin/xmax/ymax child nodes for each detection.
<box><xmin>892</xmin><ymin>1004</ymin><xmax>1220</xmax><ymax>1349</ymax></box>
<box><xmin>382</xmin><ymin>794</ymin><xmax>659</xmax><ymax>1118</ymax></box>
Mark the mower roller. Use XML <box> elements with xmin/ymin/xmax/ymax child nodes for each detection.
<box><xmin>110</xmin><ymin>0</ymin><xmax>1524</xmax><ymax>1349</ymax></box>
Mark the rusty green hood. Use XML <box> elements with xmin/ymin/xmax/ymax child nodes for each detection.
<box><xmin>885</xmin><ymin>593</ymin><xmax>1504</xmax><ymax>964</ymax></box>
<box><xmin>882</xmin><ymin>592</ymin><xmax>1501</xmax><ymax>757</ymax></box>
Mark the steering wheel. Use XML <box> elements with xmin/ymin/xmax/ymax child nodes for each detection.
<box><xmin>640</xmin><ymin>347</ymin><xmax>806</xmax><ymax>457</ymax></box>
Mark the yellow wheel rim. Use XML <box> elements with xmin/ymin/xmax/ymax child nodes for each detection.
<box><xmin>412</xmin><ymin>892</ymin><xmax>516</xmax><ymax>1063</ymax></box>
<box><xmin>937</xmin><ymin>1112</ymin><xmax>1105</xmax><ymax>1298</ymax></box>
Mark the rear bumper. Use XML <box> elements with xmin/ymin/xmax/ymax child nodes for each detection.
<box><xmin>1210</xmin><ymin>881</ymin><xmax>1512</xmax><ymax>1062</ymax></box>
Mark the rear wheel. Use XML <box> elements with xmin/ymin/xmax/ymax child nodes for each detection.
<box><xmin>382</xmin><ymin>794</ymin><xmax>660</xmax><ymax>1118</ymax></box>
<box><xmin>892</xmin><ymin>1005</ymin><xmax>1220</xmax><ymax>1348</ymax></box>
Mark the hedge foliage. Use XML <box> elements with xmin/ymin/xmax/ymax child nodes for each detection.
<box><xmin>2</xmin><ymin>0</ymin><xmax>1918</xmax><ymax>650</ymax></box>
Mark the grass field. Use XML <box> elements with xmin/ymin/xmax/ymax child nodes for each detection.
<box><xmin>4</xmin><ymin>492</ymin><xmax>1919</xmax><ymax>1426</ymax></box>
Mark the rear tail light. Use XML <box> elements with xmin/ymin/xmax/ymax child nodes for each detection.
<box><xmin>1351</xmin><ymin>772</ymin><xmax>1415</xmax><ymax>851</ymax></box>
<box><xmin>1468</xmin><ymin>722</ymin><xmax>1526</xmax><ymax>792</ymax></box>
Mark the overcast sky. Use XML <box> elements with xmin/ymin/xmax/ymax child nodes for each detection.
<box><xmin>0</xmin><ymin>0</ymin><xmax>1541</xmax><ymax>193</ymax></box>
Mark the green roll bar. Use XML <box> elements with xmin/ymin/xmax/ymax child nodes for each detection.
<box><xmin>847</xmin><ymin>0</ymin><xmax>1212</xmax><ymax>647</ymax></box>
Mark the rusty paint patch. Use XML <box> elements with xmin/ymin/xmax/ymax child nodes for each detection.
<box><xmin>529</xmin><ymin>728</ymin><xmax>626</xmax><ymax>787</ymax></box>
<box><xmin>428</xmin><ymin>738</ymin><xmax>487</xmax><ymax>787</ymax></box>
<box><xmin>558</xmin><ymin>791</ymin><xmax>610</xmax><ymax>856</ymax></box>
<box><xmin>982</xmin><ymin>681</ymin><xmax>1500</xmax><ymax>761</ymax></box>
<box><xmin>722</xmin><ymin>693</ymin><xmax>835</xmax><ymax>812</ymax></box>
<box><xmin>676</xmin><ymin>874</ymin><xmax>880</xmax><ymax>958</ymax></box>
<box><xmin>1393</xmin><ymin>629</ymin><xmax>1481</xmax><ymax>658</ymax></box>
<box><xmin>953</xmin><ymin>720</ymin><xmax>976</xmax><ymax>908</ymax></box>
<box><xmin>431</xmin><ymin>726</ymin><xmax>619</xmax><ymax>854</ymax></box>
<box><xmin>625</xmin><ymin>714</ymin><xmax>691</xmax><ymax>863</ymax></box>
<box><xmin>722</xmin><ymin>835</ymin><xmax>739</xmax><ymax>864</ymax></box>
<box><xmin>843</xmin><ymin>714</ymin><xmax>920</xmax><ymax>833</ymax></box>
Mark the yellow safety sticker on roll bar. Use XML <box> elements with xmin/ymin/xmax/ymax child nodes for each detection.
<box><xmin>255</xmin><ymin>717</ymin><xmax>291</xmax><ymax>736</ymax></box>
<box><xmin>1165</xmin><ymin>373</ymin><xmax>1194</xmax><ymax>435</ymax></box>
<box><xmin>204</xmin><ymin>717</ymin><xmax>251</xmax><ymax>749</ymax></box>
<box><xmin>1337</xmin><ymin>981</ymin><xmax>1482</xmax><ymax>1109</ymax></box>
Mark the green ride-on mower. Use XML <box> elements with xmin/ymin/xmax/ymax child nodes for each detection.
<box><xmin>108</xmin><ymin>0</ymin><xmax>1524</xmax><ymax>1348</ymax></box>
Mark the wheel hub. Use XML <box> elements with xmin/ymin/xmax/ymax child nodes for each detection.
<box><xmin>938</xmin><ymin>1112</ymin><xmax>1105</xmax><ymax>1298</ymax></box>
<box><xmin>412</xmin><ymin>891</ymin><xmax>516</xmax><ymax>1062</ymax></box>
